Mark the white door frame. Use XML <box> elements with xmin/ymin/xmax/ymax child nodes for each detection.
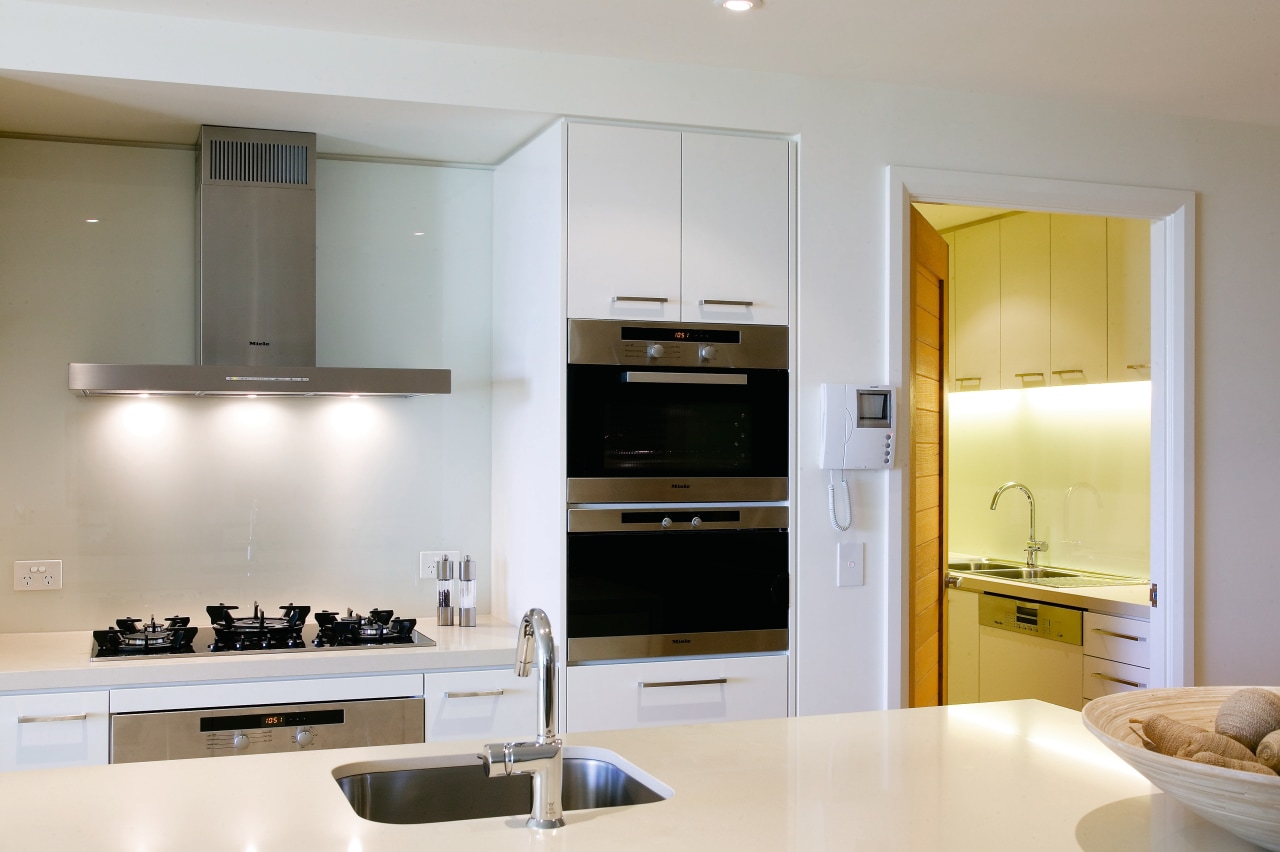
<box><xmin>885</xmin><ymin>166</ymin><xmax>1195</xmax><ymax>709</ymax></box>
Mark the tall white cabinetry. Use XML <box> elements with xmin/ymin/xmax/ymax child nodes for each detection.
<box><xmin>567</xmin><ymin>123</ymin><xmax>789</xmax><ymax>326</ymax></box>
<box><xmin>494</xmin><ymin>120</ymin><xmax>793</xmax><ymax>736</ymax></box>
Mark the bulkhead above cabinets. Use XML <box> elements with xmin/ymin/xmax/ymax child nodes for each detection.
<box><xmin>566</xmin><ymin>122</ymin><xmax>791</xmax><ymax>327</ymax></box>
<box><xmin>945</xmin><ymin>211</ymin><xmax>1151</xmax><ymax>391</ymax></box>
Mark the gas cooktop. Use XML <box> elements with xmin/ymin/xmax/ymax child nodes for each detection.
<box><xmin>89</xmin><ymin>603</ymin><xmax>435</xmax><ymax>661</ymax></box>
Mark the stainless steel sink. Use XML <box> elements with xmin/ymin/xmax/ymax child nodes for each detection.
<box><xmin>969</xmin><ymin>566</ymin><xmax>1079</xmax><ymax>580</ymax></box>
<box><xmin>947</xmin><ymin>558</ymin><xmax>1146</xmax><ymax>587</ymax></box>
<box><xmin>335</xmin><ymin>748</ymin><xmax>670</xmax><ymax>824</ymax></box>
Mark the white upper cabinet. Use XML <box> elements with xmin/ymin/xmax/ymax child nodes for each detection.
<box><xmin>952</xmin><ymin>219</ymin><xmax>1001</xmax><ymax>391</ymax></box>
<box><xmin>1049</xmin><ymin>214</ymin><xmax>1109</xmax><ymax>386</ymax></box>
<box><xmin>567</xmin><ymin>123</ymin><xmax>789</xmax><ymax>325</ymax></box>
<box><xmin>567</xmin><ymin>123</ymin><xmax>682</xmax><ymax>321</ymax></box>
<box><xmin>999</xmin><ymin>213</ymin><xmax>1051</xmax><ymax>388</ymax></box>
<box><xmin>681</xmin><ymin>133</ymin><xmax>789</xmax><ymax>325</ymax></box>
<box><xmin>1107</xmin><ymin>217</ymin><xmax>1152</xmax><ymax>382</ymax></box>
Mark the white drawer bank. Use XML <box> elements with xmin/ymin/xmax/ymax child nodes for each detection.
<box><xmin>1082</xmin><ymin>611</ymin><xmax>1151</xmax><ymax>702</ymax></box>
<box><xmin>0</xmin><ymin>690</ymin><xmax>109</xmax><ymax>772</ymax></box>
<box><xmin>567</xmin><ymin>654</ymin><xmax>788</xmax><ymax>733</ymax></box>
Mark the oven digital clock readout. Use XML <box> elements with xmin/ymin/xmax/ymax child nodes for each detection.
<box><xmin>199</xmin><ymin>708</ymin><xmax>345</xmax><ymax>732</ymax></box>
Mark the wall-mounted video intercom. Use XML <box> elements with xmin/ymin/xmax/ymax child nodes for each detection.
<box><xmin>819</xmin><ymin>384</ymin><xmax>895</xmax><ymax>470</ymax></box>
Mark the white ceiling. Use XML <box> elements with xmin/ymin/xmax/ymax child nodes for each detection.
<box><xmin>17</xmin><ymin>0</ymin><xmax>1280</xmax><ymax>130</ymax></box>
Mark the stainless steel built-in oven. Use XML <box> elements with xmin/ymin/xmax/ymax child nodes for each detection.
<box><xmin>565</xmin><ymin>506</ymin><xmax>789</xmax><ymax>662</ymax></box>
<box><xmin>567</xmin><ymin>319</ymin><xmax>788</xmax><ymax>504</ymax></box>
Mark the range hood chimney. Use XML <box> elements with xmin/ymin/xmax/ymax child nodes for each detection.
<box><xmin>69</xmin><ymin>126</ymin><xmax>451</xmax><ymax>397</ymax></box>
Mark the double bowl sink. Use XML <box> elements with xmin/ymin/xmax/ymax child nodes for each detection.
<box><xmin>334</xmin><ymin>746</ymin><xmax>671</xmax><ymax>825</ymax></box>
<box><xmin>948</xmin><ymin>558</ymin><xmax>1146</xmax><ymax>588</ymax></box>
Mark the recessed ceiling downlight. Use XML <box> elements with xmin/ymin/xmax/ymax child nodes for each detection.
<box><xmin>715</xmin><ymin>0</ymin><xmax>760</xmax><ymax>10</ymax></box>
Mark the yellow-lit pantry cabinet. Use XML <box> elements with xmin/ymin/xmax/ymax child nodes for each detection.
<box><xmin>946</xmin><ymin>212</ymin><xmax>1150</xmax><ymax>390</ymax></box>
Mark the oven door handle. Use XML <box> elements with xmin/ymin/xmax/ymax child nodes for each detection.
<box><xmin>623</xmin><ymin>372</ymin><xmax>748</xmax><ymax>385</ymax></box>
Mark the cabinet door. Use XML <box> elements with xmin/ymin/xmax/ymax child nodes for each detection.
<box><xmin>1049</xmin><ymin>214</ymin><xmax>1108</xmax><ymax>385</ymax></box>
<box><xmin>946</xmin><ymin>588</ymin><xmax>980</xmax><ymax>704</ymax></box>
<box><xmin>999</xmin><ymin>213</ymin><xmax>1051</xmax><ymax>389</ymax></box>
<box><xmin>680</xmin><ymin>133</ymin><xmax>789</xmax><ymax>325</ymax></box>
<box><xmin>567</xmin><ymin>123</ymin><xmax>681</xmax><ymax>321</ymax></box>
<box><xmin>566</xmin><ymin>654</ymin><xmax>787</xmax><ymax>733</ymax></box>
<box><xmin>952</xmin><ymin>220</ymin><xmax>1001</xmax><ymax>391</ymax></box>
<box><xmin>1107</xmin><ymin>217</ymin><xmax>1152</xmax><ymax>382</ymax></box>
<box><xmin>423</xmin><ymin>668</ymin><xmax>538</xmax><ymax>743</ymax></box>
<box><xmin>0</xmin><ymin>690</ymin><xmax>109</xmax><ymax>772</ymax></box>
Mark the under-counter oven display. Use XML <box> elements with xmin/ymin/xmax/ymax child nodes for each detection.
<box><xmin>566</xmin><ymin>506</ymin><xmax>788</xmax><ymax>662</ymax></box>
<box><xmin>567</xmin><ymin>319</ymin><xmax>788</xmax><ymax>504</ymax></box>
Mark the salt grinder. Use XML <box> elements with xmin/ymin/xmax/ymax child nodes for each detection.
<box><xmin>458</xmin><ymin>555</ymin><xmax>477</xmax><ymax>627</ymax></box>
<box><xmin>436</xmin><ymin>556</ymin><xmax>455</xmax><ymax>626</ymax></box>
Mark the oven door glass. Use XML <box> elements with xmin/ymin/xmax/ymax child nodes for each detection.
<box><xmin>567</xmin><ymin>363</ymin><xmax>787</xmax><ymax>486</ymax></box>
<box><xmin>566</xmin><ymin>524</ymin><xmax>788</xmax><ymax>662</ymax></box>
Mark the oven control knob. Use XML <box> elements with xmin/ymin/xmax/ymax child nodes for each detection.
<box><xmin>691</xmin><ymin>516</ymin><xmax>702</xmax><ymax>527</ymax></box>
<box><xmin>232</xmin><ymin>733</ymin><xmax>249</xmax><ymax>751</ymax></box>
<box><xmin>647</xmin><ymin>344</ymin><xmax>664</xmax><ymax>359</ymax></box>
<box><xmin>661</xmin><ymin>516</ymin><xmax>673</xmax><ymax>528</ymax></box>
<box><xmin>295</xmin><ymin>728</ymin><xmax>314</xmax><ymax>747</ymax></box>
<box><xmin>698</xmin><ymin>345</ymin><xmax>717</xmax><ymax>361</ymax></box>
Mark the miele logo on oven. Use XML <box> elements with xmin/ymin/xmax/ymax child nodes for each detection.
<box><xmin>671</xmin><ymin>638</ymin><xmax>692</xmax><ymax>645</ymax></box>
<box><xmin>671</xmin><ymin>483</ymin><xmax>691</xmax><ymax>489</ymax></box>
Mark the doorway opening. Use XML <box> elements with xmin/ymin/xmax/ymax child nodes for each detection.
<box><xmin>886</xmin><ymin>167</ymin><xmax>1195</xmax><ymax>710</ymax></box>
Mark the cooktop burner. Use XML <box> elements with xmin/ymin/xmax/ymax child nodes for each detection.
<box><xmin>90</xmin><ymin>603</ymin><xmax>435</xmax><ymax>660</ymax></box>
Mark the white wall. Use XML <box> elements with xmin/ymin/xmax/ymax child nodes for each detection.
<box><xmin>0</xmin><ymin>138</ymin><xmax>493</xmax><ymax>631</ymax></box>
<box><xmin>5</xmin><ymin>0</ymin><xmax>1280</xmax><ymax>695</ymax></box>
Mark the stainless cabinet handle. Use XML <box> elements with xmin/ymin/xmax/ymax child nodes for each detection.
<box><xmin>1014</xmin><ymin>372</ymin><xmax>1045</xmax><ymax>379</ymax></box>
<box><xmin>612</xmin><ymin>296</ymin><xmax>669</xmax><ymax>304</ymax></box>
<box><xmin>17</xmin><ymin>713</ymin><xmax>88</xmax><ymax>724</ymax></box>
<box><xmin>640</xmin><ymin>677</ymin><xmax>728</xmax><ymax>689</ymax></box>
<box><xmin>624</xmin><ymin>372</ymin><xmax>748</xmax><ymax>385</ymax></box>
<box><xmin>1127</xmin><ymin>364</ymin><xmax>1150</xmax><ymax>370</ymax></box>
<box><xmin>444</xmin><ymin>689</ymin><xmax>505</xmax><ymax>699</ymax></box>
<box><xmin>1090</xmin><ymin>672</ymin><xmax>1147</xmax><ymax>689</ymax></box>
<box><xmin>699</xmin><ymin>299</ymin><xmax>754</xmax><ymax>307</ymax></box>
<box><xmin>955</xmin><ymin>377</ymin><xmax>981</xmax><ymax>388</ymax></box>
<box><xmin>1091</xmin><ymin>628</ymin><xmax>1147</xmax><ymax>643</ymax></box>
<box><xmin>1052</xmin><ymin>369</ymin><xmax>1086</xmax><ymax>376</ymax></box>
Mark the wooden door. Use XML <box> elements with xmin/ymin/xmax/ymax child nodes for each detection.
<box><xmin>909</xmin><ymin>207</ymin><xmax>947</xmax><ymax>707</ymax></box>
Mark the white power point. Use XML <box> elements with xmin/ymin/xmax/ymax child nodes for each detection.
<box><xmin>420</xmin><ymin>551</ymin><xmax>461</xmax><ymax>580</ymax></box>
<box><xmin>836</xmin><ymin>542</ymin><xmax>864</xmax><ymax>587</ymax></box>
<box><xmin>14</xmin><ymin>560</ymin><xmax>63</xmax><ymax>591</ymax></box>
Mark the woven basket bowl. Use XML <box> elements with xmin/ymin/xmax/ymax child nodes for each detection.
<box><xmin>1082</xmin><ymin>686</ymin><xmax>1280</xmax><ymax>851</ymax></box>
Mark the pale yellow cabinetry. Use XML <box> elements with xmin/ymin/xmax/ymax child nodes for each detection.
<box><xmin>945</xmin><ymin>587</ymin><xmax>980</xmax><ymax>704</ymax></box>
<box><xmin>1049</xmin><ymin>214</ymin><xmax>1109</xmax><ymax>386</ymax></box>
<box><xmin>1107</xmin><ymin>217</ymin><xmax>1152</xmax><ymax>382</ymax></box>
<box><xmin>952</xmin><ymin>220</ymin><xmax>1001</xmax><ymax>391</ymax></box>
<box><xmin>999</xmin><ymin>213</ymin><xmax>1051</xmax><ymax>388</ymax></box>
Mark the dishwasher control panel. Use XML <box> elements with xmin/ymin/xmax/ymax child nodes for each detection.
<box><xmin>979</xmin><ymin>594</ymin><xmax>1083</xmax><ymax>645</ymax></box>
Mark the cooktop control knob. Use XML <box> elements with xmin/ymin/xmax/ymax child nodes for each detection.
<box><xmin>691</xmin><ymin>516</ymin><xmax>702</xmax><ymax>527</ymax></box>
<box><xmin>661</xmin><ymin>516</ymin><xmax>673</xmax><ymax>528</ymax></box>
<box><xmin>647</xmin><ymin>344</ymin><xmax>664</xmax><ymax>359</ymax></box>
<box><xmin>295</xmin><ymin>728</ymin><xmax>314</xmax><ymax>747</ymax></box>
<box><xmin>699</xmin><ymin>345</ymin><xmax>717</xmax><ymax>361</ymax></box>
<box><xmin>232</xmin><ymin>733</ymin><xmax>249</xmax><ymax>751</ymax></box>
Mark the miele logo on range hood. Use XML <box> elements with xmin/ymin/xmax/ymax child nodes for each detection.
<box><xmin>69</xmin><ymin>126</ymin><xmax>450</xmax><ymax>398</ymax></box>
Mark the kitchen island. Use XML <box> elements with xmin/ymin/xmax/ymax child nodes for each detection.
<box><xmin>0</xmin><ymin>699</ymin><xmax>1256</xmax><ymax>851</ymax></box>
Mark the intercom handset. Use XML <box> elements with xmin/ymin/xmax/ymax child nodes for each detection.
<box><xmin>819</xmin><ymin>384</ymin><xmax>896</xmax><ymax>532</ymax></box>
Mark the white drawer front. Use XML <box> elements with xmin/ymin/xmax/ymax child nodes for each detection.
<box><xmin>1</xmin><ymin>690</ymin><xmax>109</xmax><ymax>772</ymax></box>
<box><xmin>567</xmin><ymin>654</ymin><xmax>787</xmax><ymax>733</ymax></box>
<box><xmin>1083</xmin><ymin>656</ymin><xmax>1151</xmax><ymax>701</ymax></box>
<box><xmin>424</xmin><ymin>669</ymin><xmax>538</xmax><ymax>742</ymax></box>
<box><xmin>1083</xmin><ymin>612</ymin><xmax>1150</xmax><ymax>667</ymax></box>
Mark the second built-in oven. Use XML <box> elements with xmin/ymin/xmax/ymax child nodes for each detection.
<box><xmin>567</xmin><ymin>319</ymin><xmax>788</xmax><ymax>504</ymax></box>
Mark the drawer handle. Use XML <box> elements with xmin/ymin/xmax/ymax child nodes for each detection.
<box><xmin>639</xmin><ymin>678</ymin><xmax>728</xmax><ymax>689</ymax></box>
<box><xmin>444</xmin><ymin>689</ymin><xmax>505</xmax><ymax>699</ymax></box>
<box><xmin>955</xmin><ymin>377</ymin><xmax>981</xmax><ymax>389</ymax></box>
<box><xmin>612</xmin><ymin>296</ymin><xmax>669</xmax><ymax>304</ymax></box>
<box><xmin>17</xmin><ymin>713</ymin><xmax>88</xmax><ymax>724</ymax></box>
<box><xmin>1091</xmin><ymin>628</ymin><xmax>1147</xmax><ymax>643</ymax></box>
<box><xmin>1090</xmin><ymin>672</ymin><xmax>1147</xmax><ymax>689</ymax></box>
<box><xmin>1126</xmin><ymin>364</ymin><xmax>1150</xmax><ymax>371</ymax></box>
<box><xmin>699</xmin><ymin>299</ymin><xmax>754</xmax><ymax>308</ymax></box>
<box><xmin>1014</xmin><ymin>372</ymin><xmax>1045</xmax><ymax>380</ymax></box>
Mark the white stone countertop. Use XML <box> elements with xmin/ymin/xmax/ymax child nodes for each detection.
<box><xmin>947</xmin><ymin>568</ymin><xmax>1152</xmax><ymax>618</ymax></box>
<box><xmin>0</xmin><ymin>699</ymin><xmax>1255</xmax><ymax>851</ymax></box>
<box><xmin>0</xmin><ymin>617</ymin><xmax>519</xmax><ymax>694</ymax></box>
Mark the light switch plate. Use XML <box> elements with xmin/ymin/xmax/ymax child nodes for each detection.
<box><xmin>14</xmin><ymin>560</ymin><xmax>62</xmax><ymax>591</ymax></box>
<box><xmin>420</xmin><ymin>551</ymin><xmax>461</xmax><ymax>580</ymax></box>
<box><xmin>836</xmin><ymin>542</ymin><xmax>864</xmax><ymax>587</ymax></box>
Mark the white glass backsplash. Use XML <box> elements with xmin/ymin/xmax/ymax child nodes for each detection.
<box><xmin>947</xmin><ymin>382</ymin><xmax>1151</xmax><ymax>577</ymax></box>
<box><xmin>0</xmin><ymin>139</ymin><xmax>493</xmax><ymax>632</ymax></box>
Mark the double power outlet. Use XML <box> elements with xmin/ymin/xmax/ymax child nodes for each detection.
<box><xmin>14</xmin><ymin>560</ymin><xmax>63</xmax><ymax>591</ymax></box>
<box><xmin>419</xmin><ymin>551</ymin><xmax>461</xmax><ymax>580</ymax></box>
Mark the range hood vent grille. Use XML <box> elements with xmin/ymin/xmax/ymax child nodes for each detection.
<box><xmin>206</xmin><ymin>138</ymin><xmax>312</xmax><ymax>188</ymax></box>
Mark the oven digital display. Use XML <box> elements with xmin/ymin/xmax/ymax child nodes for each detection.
<box><xmin>620</xmin><ymin>327</ymin><xmax>741</xmax><ymax>344</ymax></box>
<box><xmin>199</xmin><ymin>709</ymin><xmax>344</xmax><ymax>732</ymax></box>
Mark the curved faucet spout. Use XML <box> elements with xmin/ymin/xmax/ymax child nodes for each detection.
<box><xmin>990</xmin><ymin>481</ymin><xmax>1046</xmax><ymax>569</ymax></box>
<box><xmin>516</xmin><ymin>607</ymin><xmax>558</xmax><ymax>745</ymax></box>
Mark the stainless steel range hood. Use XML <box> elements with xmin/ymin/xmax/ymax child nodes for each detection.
<box><xmin>69</xmin><ymin>126</ymin><xmax>450</xmax><ymax>398</ymax></box>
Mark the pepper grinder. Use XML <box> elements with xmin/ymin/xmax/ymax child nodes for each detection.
<box><xmin>458</xmin><ymin>555</ymin><xmax>477</xmax><ymax>627</ymax></box>
<box><xmin>436</xmin><ymin>556</ymin><xmax>455</xmax><ymax>626</ymax></box>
